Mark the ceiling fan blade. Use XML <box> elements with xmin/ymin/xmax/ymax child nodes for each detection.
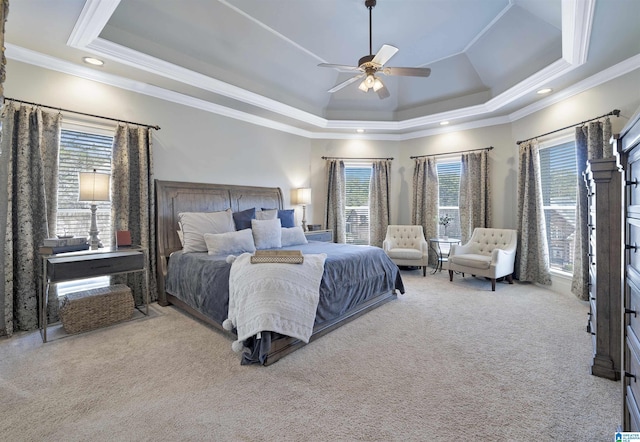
<box><xmin>318</xmin><ymin>63</ymin><xmax>361</xmax><ymax>73</ymax></box>
<box><xmin>328</xmin><ymin>74</ymin><xmax>364</xmax><ymax>93</ymax></box>
<box><xmin>383</xmin><ymin>66</ymin><xmax>432</xmax><ymax>77</ymax></box>
<box><xmin>371</xmin><ymin>44</ymin><xmax>399</xmax><ymax>66</ymax></box>
<box><xmin>376</xmin><ymin>84</ymin><xmax>390</xmax><ymax>100</ymax></box>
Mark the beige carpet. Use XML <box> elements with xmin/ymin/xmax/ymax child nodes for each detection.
<box><xmin>0</xmin><ymin>270</ymin><xmax>620</xmax><ymax>441</ymax></box>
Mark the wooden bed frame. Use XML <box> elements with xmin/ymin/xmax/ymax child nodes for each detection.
<box><xmin>155</xmin><ymin>179</ymin><xmax>397</xmax><ymax>365</ymax></box>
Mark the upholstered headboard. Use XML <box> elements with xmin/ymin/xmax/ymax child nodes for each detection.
<box><xmin>154</xmin><ymin>179</ymin><xmax>284</xmax><ymax>304</ymax></box>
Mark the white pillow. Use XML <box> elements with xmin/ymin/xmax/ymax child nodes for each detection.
<box><xmin>281</xmin><ymin>226</ymin><xmax>308</xmax><ymax>247</ymax></box>
<box><xmin>178</xmin><ymin>209</ymin><xmax>235</xmax><ymax>253</ymax></box>
<box><xmin>251</xmin><ymin>218</ymin><xmax>282</xmax><ymax>249</ymax></box>
<box><xmin>255</xmin><ymin>209</ymin><xmax>277</xmax><ymax>220</ymax></box>
<box><xmin>204</xmin><ymin>229</ymin><xmax>256</xmax><ymax>255</ymax></box>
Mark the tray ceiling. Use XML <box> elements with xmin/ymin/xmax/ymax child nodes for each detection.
<box><xmin>4</xmin><ymin>0</ymin><xmax>640</xmax><ymax>138</ymax></box>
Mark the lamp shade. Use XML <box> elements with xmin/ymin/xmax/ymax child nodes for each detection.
<box><xmin>78</xmin><ymin>170</ymin><xmax>111</xmax><ymax>202</ymax></box>
<box><xmin>293</xmin><ymin>187</ymin><xmax>311</xmax><ymax>206</ymax></box>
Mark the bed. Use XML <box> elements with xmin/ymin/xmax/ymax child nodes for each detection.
<box><xmin>155</xmin><ymin>180</ymin><xmax>404</xmax><ymax>365</ymax></box>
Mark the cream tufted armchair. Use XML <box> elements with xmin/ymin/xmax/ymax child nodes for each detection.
<box><xmin>444</xmin><ymin>228</ymin><xmax>517</xmax><ymax>291</ymax></box>
<box><xmin>383</xmin><ymin>225</ymin><xmax>429</xmax><ymax>277</ymax></box>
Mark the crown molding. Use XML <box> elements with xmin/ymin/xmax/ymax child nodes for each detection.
<box><xmin>67</xmin><ymin>0</ymin><xmax>121</xmax><ymax>48</ymax></box>
<box><xmin>8</xmin><ymin>42</ymin><xmax>639</xmax><ymax>142</ymax></box>
<box><xmin>509</xmin><ymin>53</ymin><xmax>640</xmax><ymax>122</ymax></box>
<box><xmin>9</xmin><ymin>0</ymin><xmax>637</xmax><ymax>141</ymax></box>
<box><xmin>5</xmin><ymin>44</ymin><xmax>315</xmax><ymax>139</ymax></box>
<box><xmin>61</xmin><ymin>0</ymin><xmax>592</xmax><ymax>134</ymax></box>
<box><xmin>561</xmin><ymin>0</ymin><xmax>595</xmax><ymax>65</ymax></box>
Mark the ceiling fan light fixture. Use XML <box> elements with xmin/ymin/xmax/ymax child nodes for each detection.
<box><xmin>365</xmin><ymin>74</ymin><xmax>375</xmax><ymax>88</ymax></box>
<box><xmin>373</xmin><ymin>77</ymin><xmax>384</xmax><ymax>92</ymax></box>
<box><xmin>358</xmin><ymin>80</ymin><xmax>369</xmax><ymax>92</ymax></box>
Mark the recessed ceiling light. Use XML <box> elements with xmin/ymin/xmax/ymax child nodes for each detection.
<box><xmin>356</xmin><ymin>129</ymin><xmax>365</xmax><ymax>133</ymax></box>
<box><xmin>439</xmin><ymin>121</ymin><xmax>449</xmax><ymax>126</ymax></box>
<box><xmin>536</xmin><ymin>88</ymin><xmax>552</xmax><ymax>95</ymax></box>
<box><xmin>83</xmin><ymin>57</ymin><xmax>104</xmax><ymax>66</ymax></box>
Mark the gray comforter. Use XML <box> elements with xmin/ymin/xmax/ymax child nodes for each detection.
<box><xmin>165</xmin><ymin>241</ymin><xmax>405</xmax><ymax>363</ymax></box>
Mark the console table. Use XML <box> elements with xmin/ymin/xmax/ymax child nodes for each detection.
<box><xmin>40</xmin><ymin>247</ymin><xmax>149</xmax><ymax>343</ymax></box>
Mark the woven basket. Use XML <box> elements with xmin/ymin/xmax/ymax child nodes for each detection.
<box><xmin>59</xmin><ymin>284</ymin><xmax>134</xmax><ymax>334</ymax></box>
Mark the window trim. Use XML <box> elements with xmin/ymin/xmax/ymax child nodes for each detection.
<box><xmin>344</xmin><ymin>161</ymin><xmax>373</xmax><ymax>246</ymax></box>
<box><xmin>61</xmin><ymin>118</ymin><xmax>116</xmax><ymax>138</ymax></box>
<box><xmin>538</xmin><ymin>133</ymin><xmax>578</xmax><ymax>275</ymax></box>
<box><xmin>436</xmin><ymin>158</ymin><xmax>461</xmax><ymax>239</ymax></box>
<box><xmin>55</xmin><ymin>121</ymin><xmax>116</xmax><ymax>296</ymax></box>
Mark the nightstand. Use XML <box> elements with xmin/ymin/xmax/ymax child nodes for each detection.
<box><xmin>40</xmin><ymin>246</ymin><xmax>149</xmax><ymax>343</ymax></box>
<box><xmin>304</xmin><ymin>229</ymin><xmax>333</xmax><ymax>242</ymax></box>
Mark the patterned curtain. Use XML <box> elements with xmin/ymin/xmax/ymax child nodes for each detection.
<box><xmin>369</xmin><ymin>160</ymin><xmax>391</xmax><ymax>247</ymax></box>
<box><xmin>459</xmin><ymin>150</ymin><xmax>491</xmax><ymax>243</ymax></box>
<box><xmin>516</xmin><ymin>140</ymin><xmax>551</xmax><ymax>284</ymax></box>
<box><xmin>412</xmin><ymin>157</ymin><xmax>439</xmax><ymax>265</ymax></box>
<box><xmin>0</xmin><ymin>0</ymin><xmax>8</xmax><ymax>107</ymax></box>
<box><xmin>111</xmin><ymin>124</ymin><xmax>157</xmax><ymax>304</ymax></box>
<box><xmin>0</xmin><ymin>103</ymin><xmax>61</xmax><ymax>336</ymax></box>
<box><xmin>571</xmin><ymin>118</ymin><xmax>612</xmax><ymax>300</ymax></box>
<box><xmin>325</xmin><ymin>160</ymin><xmax>346</xmax><ymax>244</ymax></box>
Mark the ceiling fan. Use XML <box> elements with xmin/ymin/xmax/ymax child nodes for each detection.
<box><xmin>318</xmin><ymin>0</ymin><xmax>431</xmax><ymax>99</ymax></box>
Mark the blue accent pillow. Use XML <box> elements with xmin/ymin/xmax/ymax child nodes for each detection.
<box><xmin>262</xmin><ymin>208</ymin><xmax>295</xmax><ymax>228</ymax></box>
<box><xmin>277</xmin><ymin>209</ymin><xmax>295</xmax><ymax>228</ymax></box>
<box><xmin>233</xmin><ymin>207</ymin><xmax>256</xmax><ymax>230</ymax></box>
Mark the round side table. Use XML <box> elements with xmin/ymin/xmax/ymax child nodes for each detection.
<box><xmin>429</xmin><ymin>237</ymin><xmax>461</xmax><ymax>274</ymax></box>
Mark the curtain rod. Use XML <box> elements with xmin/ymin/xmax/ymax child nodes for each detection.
<box><xmin>516</xmin><ymin>109</ymin><xmax>620</xmax><ymax>145</ymax></box>
<box><xmin>410</xmin><ymin>146</ymin><xmax>493</xmax><ymax>160</ymax></box>
<box><xmin>321</xmin><ymin>156</ymin><xmax>394</xmax><ymax>160</ymax></box>
<box><xmin>4</xmin><ymin>97</ymin><xmax>161</xmax><ymax>130</ymax></box>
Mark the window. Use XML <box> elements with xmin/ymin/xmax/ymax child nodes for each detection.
<box><xmin>57</xmin><ymin>128</ymin><xmax>114</xmax><ymax>244</ymax></box>
<box><xmin>437</xmin><ymin>160</ymin><xmax>461</xmax><ymax>238</ymax></box>
<box><xmin>56</xmin><ymin>127</ymin><xmax>114</xmax><ymax>296</ymax></box>
<box><xmin>539</xmin><ymin>141</ymin><xmax>577</xmax><ymax>273</ymax></box>
<box><xmin>345</xmin><ymin>164</ymin><xmax>372</xmax><ymax>245</ymax></box>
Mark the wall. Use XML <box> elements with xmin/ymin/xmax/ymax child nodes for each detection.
<box><xmin>511</xmin><ymin>70</ymin><xmax>640</xmax><ymax>143</ymax></box>
<box><xmin>5</xmin><ymin>59</ymin><xmax>640</xmax><ymax>297</ymax></box>
<box><xmin>4</xmin><ymin>60</ymin><xmax>313</xmax><ymax>214</ymax></box>
<box><xmin>401</xmin><ymin>123</ymin><xmax>516</xmax><ymax>228</ymax></box>
<box><xmin>509</xmin><ymin>69</ymin><xmax>640</xmax><ymax>294</ymax></box>
<box><xmin>309</xmin><ymin>138</ymin><xmax>400</xmax><ymax>227</ymax></box>
<box><xmin>309</xmin><ymin>124</ymin><xmax>516</xmax><ymax>229</ymax></box>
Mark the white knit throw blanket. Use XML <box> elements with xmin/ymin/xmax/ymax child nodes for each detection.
<box><xmin>224</xmin><ymin>252</ymin><xmax>327</xmax><ymax>351</ymax></box>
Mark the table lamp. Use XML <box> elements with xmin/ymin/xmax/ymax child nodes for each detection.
<box><xmin>78</xmin><ymin>169</ymin><xmax>110</xmax><ymax>249</ymax></box>
<box><xmin>293</xmin><ymin>187</ymin><xmax>311</xmax><ymax>231</ymax></box>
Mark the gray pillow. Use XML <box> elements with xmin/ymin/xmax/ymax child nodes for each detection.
<box><xmin>255</xmin><ymin>209</ymin><xmax>277</xmax><ymax>220</ymax></box>
<box><xmin>204</xmin><ymin>229</ymin><xmax>256</xmax><ymax>255</ymax></box>
<box><xmin>281</xmin><ymin>226</ymin><xmax>308</xmax><ymax>247</ymax></box>
<box><xmin>251</xmin><ymin>218</ymin><xmax>282</xmax><ymax>249</ymax></box>
<box><xmin>178</xmin><ymin>209</ymin><xmax>235</xmax><ymax>253</ymax></box>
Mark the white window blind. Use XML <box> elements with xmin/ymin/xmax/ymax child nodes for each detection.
<box><xmin>436</xmin><ymin>161</ymin><xmax>461</xmax><ymax>238</ymax></box>
<box><xmin>345</xmin><ymin>165</ymin><xmax>372</xmax><ymax>245</ymax></box>
<box><xmin>55</xmin><ymin>128</ymin><xmax>115</xmax><ymax>296</ymax></box>
<box><xmin>539</xmin><ymin>141</ymin><xmax>577</xmax><ymax>273</ymax></box>
<box><xmin>57</xmin><ymin>129</ymin><xmax>114</xmax><ymax>245</ymax></box>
